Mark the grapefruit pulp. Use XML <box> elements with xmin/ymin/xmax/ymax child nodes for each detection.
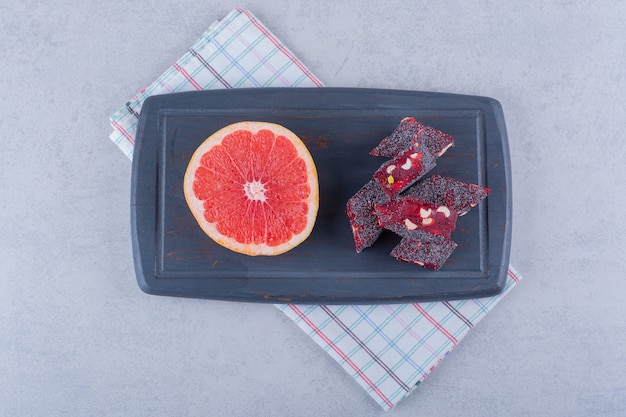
<box><xmin>183</xmin><ymin>121</ymin><xmax>319</xmax><ymax>256</ymax></box>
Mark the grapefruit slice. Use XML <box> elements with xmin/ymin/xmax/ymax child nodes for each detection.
<box><xmin>183</xmin><ymin>121</ymin><xmax>319</xmax><ymax>256</ymax></box>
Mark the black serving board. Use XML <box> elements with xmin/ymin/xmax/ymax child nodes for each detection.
<box><xmin>131</xmin><ymin>88</ymin><xmax>511</xmax><ymax>304</ymax></box>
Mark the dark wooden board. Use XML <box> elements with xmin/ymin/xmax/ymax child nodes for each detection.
<box><xmin>131</xmin><ymin>88</ymin><xmax>511</xmax><ymax>303</ymax></box>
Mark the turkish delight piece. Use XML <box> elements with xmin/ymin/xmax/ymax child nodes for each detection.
<box><xmin>390</xmin><ymin>237</ymin><xmax>458</xmax><ymax>270</ymax></box>
<box><xmin>370</xmin><ymin>117</ymin><xmax>455</xmax><ymax>158</ymax></box>
<box><xmin>372</xmin><ymin>143</ymin><xmax>436</xmax><ymax>197</ymax></box>
<box><xmin>383</xmin><ymin>223</ymin><xmax>448</xmax><ymax>244</ymax></box>
<box><xmin>374</xmin><ymin>196</ymin><xmax>459</xmax><ymax>239</ymax></box>
<box><xmin>346</xmin><ymin>180</ymin><xmax>390</xmax><ymax>252</ymax></box>
<box><xmin>404</xmin><ymin>174</ymin><xmax>491</xmax><ymax>215</ymax></box>
<box><xmin>370</xmin><ymin>117</ymin><xmax>419</xmax><ymax>157</ymax></box>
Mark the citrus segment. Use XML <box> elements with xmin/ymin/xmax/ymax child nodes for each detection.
<box><xmin>184</xmin><ymin>121</ymin><xmax>319</xmax><ymax>256</ymax></box>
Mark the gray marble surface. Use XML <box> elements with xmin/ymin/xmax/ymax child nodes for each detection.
<box><xmin>1</xmin><ymin>1</ymin><xmax>625</xmax><ymax>415</ymax></box>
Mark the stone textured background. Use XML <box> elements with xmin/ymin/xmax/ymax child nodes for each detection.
<box><xmin>1</xmin><ymin>1</ymin><xmax>625</xmax><ymax>415</ymax></box>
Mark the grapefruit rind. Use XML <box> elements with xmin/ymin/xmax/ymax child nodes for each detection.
<box><xmin>183</xmin><ymin>121</ymin><xmax>319</xmax><ymax>256</ymax></box>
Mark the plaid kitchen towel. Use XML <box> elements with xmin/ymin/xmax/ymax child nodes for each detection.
<box><xmin>278</xmin><ymin>267</ymin><xmax>521</xmax><ymax>410</ymax></box>
<box><xmin>109</xmin><ymin>7</ymin><xmax>322</xmax><ymax>159</ymax></box>
<box><xmin>109</xmin><ymin>8</ymin><xmax>522</xmax><ymax>411</ymax></box>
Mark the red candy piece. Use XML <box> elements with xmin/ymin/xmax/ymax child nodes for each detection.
<box><xmin>373</xmin><ymin>144</ymin><xmax>436</xmax><ymax>197</ymax></box>
<box><xmin>371</xmin><ymin>117</ymin><xmax>454</xmax><ymax>158</ymax></box>
<box><xmin>404</xmin><ymin>174</ymin><xmax>491</xmax><ymax>215</ymax></box>
<box><xmin>390</xmin><ymin>237</ymin><xmax>458</xmax><ymax>270</ymax></box>
<box><xmin>374</xmin><ymin>196</ymin><xmax>459</xmax><ymax>239</ymax></box>
<box><xmin>383</xmin><ymin>223</ymin><xmax>448</xmax><ymax>244</ymax></box>
<box><xmin>346</xmin><ymin>180</ymin><xmax>390</xmax><ymax>252</ymax></box>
